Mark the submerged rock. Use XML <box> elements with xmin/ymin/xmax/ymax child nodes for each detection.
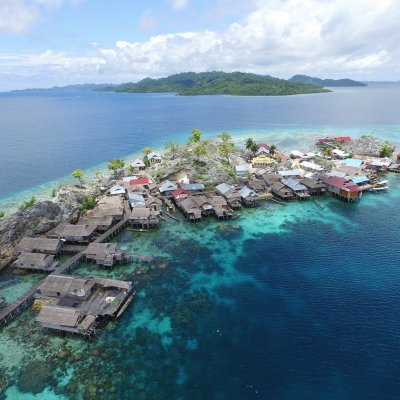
<box><xmin>17</xmin><ymin>360</ymin><xmax>54</xmax><ymax>394</ymax></box>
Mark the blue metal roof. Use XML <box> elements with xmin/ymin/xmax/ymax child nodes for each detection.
<box><xmin>351</xmin><ymin>176</ymin><xmax>369</xmax><ymax>184</ymax></box>
<box><xmin>342</xmin><ymin>158</ymin><xmax>363</xmax><ymax>167</ymax></box>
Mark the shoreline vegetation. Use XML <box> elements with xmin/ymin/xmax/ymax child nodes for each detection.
<box><xmin>0</xmin><ymin>131</ymin><xmax>398</xmax><ymax>274</ymax></box>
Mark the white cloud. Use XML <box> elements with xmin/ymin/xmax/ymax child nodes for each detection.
<box><xmin>0</xmin><ymin>0</ymin><xmax>40</xmax><ymax>34</ymax></box>
<box><xmin>171</xmin><ymin>0</ymin><xmax>189</xmax><ymax>12</ymax></box>
<box><xmin>0</xmin><ymin>0</ymin><xmax>82</xmax><ymax>34</ymax></box>
<box><xmin>1</xmin><ymin>0</ymin><xmax>400</xmax><ymax>89</ymax></box>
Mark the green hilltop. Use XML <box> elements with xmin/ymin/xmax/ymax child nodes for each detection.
<box><xmin>290</xmin><ymin>74</ymin><xmax>367</xmax><ymax>87</ymax></box>
<box><xmin>107</xmin><ymin>71</ymin><xmax>330</xmax><ymax>96</ymax></box>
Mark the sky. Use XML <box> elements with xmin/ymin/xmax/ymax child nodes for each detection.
<box><xmin>0</xmin><ymin>0</ymin><xmax>399</xmax><ymax>90</ymax></box>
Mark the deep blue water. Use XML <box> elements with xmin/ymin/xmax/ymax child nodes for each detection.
<box><xmin>0</xmin><ymin>85</ymin><xmax>400</xmax><ymax>400</ymax></box>
<box><xmin>1</xmin><ymin>84</ymin><xmax>400</xmax><ymax>202</ymax></box>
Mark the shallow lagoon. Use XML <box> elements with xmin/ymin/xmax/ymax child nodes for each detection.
<box><xmin>1</xmin><ymin>173</ymin><xmax>400</xmax><ymax>399</ymax></box>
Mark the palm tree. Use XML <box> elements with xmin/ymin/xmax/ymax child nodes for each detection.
<box><xmin>321</xmin><ymin>145</ymin><xmax>332</xmax><ymax>157</ymax></box>
<box><xmin>245</xmin><ymin>138</ymin><xmax>256</xmax><ymax>152</ymax></box>
<box><xmin>269</xmin><ymin>145</ymin><xmax>277</xmax><ymax>156</ymax></box>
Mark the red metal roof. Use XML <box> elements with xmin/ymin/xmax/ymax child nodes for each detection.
<box><xmin>172</xmin><ymin>188</ymin><xmax>188</xmax><ymax>198</ymax></box>
<box><xmin>333</xmin><ymin>136</ymin><xmax>352</xmax><ymax>142</ymax></box>
<box><xmin>344</xmin><ymin>183</ymin><xmax>360</xmax><ymax>192</ymax></box>
<box><xmin>323</xmin><ymin>176</ymin><xmax>347</xmax><ymax>188</ymax></box>
<box><xmin>130</xmin><ymin>178</ymin><xmax>149</xmax><ymax>186</ymax></box>
<box><xmin>258</xmin><ymin>143</ymin><xmax>270</xmax><ymax>149</ymax></box>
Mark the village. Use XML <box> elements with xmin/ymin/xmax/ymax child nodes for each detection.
<box><xmin>0</xmin><ymin>133</ymin><xmax>399</xmax><ymax>337</ymax></box>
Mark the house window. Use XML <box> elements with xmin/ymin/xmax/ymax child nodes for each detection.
<box><xmin>57</xmin><ymin>292</ymin><xmax>61</xmax><ymax>296</ymax></box>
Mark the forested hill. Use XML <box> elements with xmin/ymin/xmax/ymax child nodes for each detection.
<box><xmin>290</xmin><ymin>75</ymin><xmax>367</xmax><ymax>87</ymax></box>
<box><xmin>106</xmin><ymin>72</ymin><xmax>330</xmax><ymax>96</ymax></box>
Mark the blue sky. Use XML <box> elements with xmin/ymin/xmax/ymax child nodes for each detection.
<box><xmin>0</xmin><ymin>0</ymin><xmax>399</xmax><ymax>90</ymax></box>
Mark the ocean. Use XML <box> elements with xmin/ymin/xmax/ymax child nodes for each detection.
<box><xmin>1</xmin><ymin>84</ymin><xmax>400</xmax><ymax>212</ymax></box>
<box><xmin>0</xmin><ymin>85</ymin><xmax>400</xmax><ymax>399</ymax></box>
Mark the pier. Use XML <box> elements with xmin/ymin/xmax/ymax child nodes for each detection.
<box><xmin>0</xmin><ymin>204</ymin><xmax>132</xmax><ymax>329</ymax></box>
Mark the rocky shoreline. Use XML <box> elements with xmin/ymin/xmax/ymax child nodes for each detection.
<box><xmin>0</xmin><ymin>134</ymin><xmax>397</xmax><ymax>272</ymax></box>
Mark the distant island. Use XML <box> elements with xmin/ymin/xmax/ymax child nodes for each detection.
<box><xmin>290</xmin><ymin>75</ymin><xmax>367</xmax><ymax>87</ymax></box>
<box><xmin>12</xmin><ymin>72</ymin><xmax>330</xmax><ymax>96</ymax></box>
<box><xmin>105</xmin><ymin>72</ymin><xmax>330</xmax><ymax>96</ymax></box>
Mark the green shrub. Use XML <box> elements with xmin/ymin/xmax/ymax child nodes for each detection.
<box><xmin>19</xmin><ymin>196</ymin><xmax>36</xmax><ymax>212</ymax></box>
<box><xmin>0</xmin><ymin>211</ymin><xmax>4</xmax><ymax>219</ymax></box>
<box><xmin>81</xmin><ymin>197</ymin><xmax>97</xmax><ymax>211</ymax></box>
<box><xmin>51</xmin><ymin>188</ymin><xmax>56</xmax><ymax>198</ymax></box>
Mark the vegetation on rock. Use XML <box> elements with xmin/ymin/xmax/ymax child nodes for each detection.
<box><xmin>72</xmin><ymin>169</ymin><xmax>85</xmax><ymax>187</ymax></box>
<box><xmin>380</xmin><ymin>142</ymin><xmax>395</xmax><ymax>158</ymax></box>
<box><xmin>19</xmin><ymin>196</ymin><xmax>37</xmax><ymax>212</ymax></box>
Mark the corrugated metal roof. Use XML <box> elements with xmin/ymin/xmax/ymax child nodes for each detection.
<box><xmin>282</xmin><ymin>178</ymin><xmax>307</xmax><ymax>192</ymax></box>
<box><xmin>341</xmin><ymin>158</ymin><xmax>363</xmax><ymax>167</ymax></box>
<box><xmin>181</xmin><ymin>183</ymin><xmax>205</xmax><ymax>191</ymax></box>
<box><xmin>239</xmin><ymin>186</ymin><xmax>257</xmax><ymax>198</ymax></box>
<box><xmin>351</xmin><ymin>176</ymin><xmax>369</xmax><ymax>184</ymax></box>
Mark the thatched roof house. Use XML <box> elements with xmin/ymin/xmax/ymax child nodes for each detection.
<box><xmin>16</xmin><ymin>237</ymin><xmax>62</xmax><ymax>255</ymax></box>
<box><xmin>35</xmin><ymin>274</ymin><xmax>133</xmax><ymax>335</ymax></box>
<box><xmin>85</xmin><ymin>243</ymin><xmax>124</xmax><ymax>267</ymax></box>
<box><xmin>13</xmin><ymin>252</ymin><xmax>58</xmax><ymax>272</ymax></box>
<box><xmin>48</xmin><ymin>223</ymin><xmax>97</xmax><ymax>243</ymax></box>
<box><xmin>178</xmin><ymin>198</ymin><xmax>202</xmax><ymax>221</ymax></box>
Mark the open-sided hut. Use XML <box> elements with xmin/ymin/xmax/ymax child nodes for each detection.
<box><xmin>35</xmin><ymin>274</ymin><xmax>133</xmax><ymax>336</ymax></box>
<box><xmin>239</xmin><ymin>186</ymin><xmax>259</xmax><ymax>207</ymax></box>
<box><xmin>16</xmin><ymin>237</ymin><xmax>62</xmax><ymax>256</ymax></box>
<box><xmin>85</xmin><ymin>243</ymin><xmax>124</xmax><ymax>267</ymax></box>
<box><xmin>300</xmin><ymin>178</ymin><xmax>326</xmax><ymax>195</ymax></box>
<box><xmin>271</xmin><ymin>182</ymin><xmax>294</xmax><ymax>200</ymax></box>
<box><xmin>129</xmin><ymin>208</ymin><xmax>160</xmax><ymax>228</ymax></box>
<box><xmin>282</xmin><ymin>178</ymin><xmax>310</xmax><ymax>200</ymax></box>
<box><xmin>13</xmin><ymin>252</ymin><xmax>58</xmax><ymax>272</ymax></box>
<box><xmin>216</xmin><ymin>183</ymin><xmax>242</xmax><ymax>209</ymax></box>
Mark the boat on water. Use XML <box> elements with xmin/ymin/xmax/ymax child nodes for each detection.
<box><xmin>368</xmin><ymin>180</ymin><xmax>390</xmax><ymax>193</ymax></box>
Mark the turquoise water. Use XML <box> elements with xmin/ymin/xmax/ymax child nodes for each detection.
<box><xmin>1</xmin><ymin>86</ymin><xmax>400</xmax><ymax>399</ymax></box>
<box><xmin>1</xmin><ymin>84</ymin><xmax>400</xmax><ymax>214</ymax></box>
<box><xmin>1</xmin><ymin>174</ymin><xmax>400</xmax><ymax>399</ymax></box>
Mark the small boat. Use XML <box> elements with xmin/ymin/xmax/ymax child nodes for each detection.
<box><xmin>368</xmin><ymin>186</ymin><xmax>389</xmax><ymax>193</ymax></box>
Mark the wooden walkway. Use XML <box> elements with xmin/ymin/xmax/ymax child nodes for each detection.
<box><xmin>0</xmin><ymin>202</ymin><xmax>132</xmax><ymax>328</ymax></box>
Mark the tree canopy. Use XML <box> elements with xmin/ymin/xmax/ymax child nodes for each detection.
<box><xmin>245</xmin><ymin>138</ymin><xmax>258</xmax><ymax>154</ymax></box>
<box><xmin>189</xmin><ymin>129</ymin><xmax>202</xmax><ymax>144</ymax></box>
<box><xmin>72</xmin><ymin>169</ymin><xmax>85</xmax><ymax>187</ymax></box>
<box><xmin>110</xmin><ymin>71</ymin><xmax>329</xmax><ymax>96</ymax></box>
<box><xmin>142</xmin><ymin>147</ymin><xmax>153</xmax><ymax>155</ymax></box>
<box><xmin>379</xmin><ymin>143</ymin><xmax>395</xmax><ymax>158</ymax></box>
